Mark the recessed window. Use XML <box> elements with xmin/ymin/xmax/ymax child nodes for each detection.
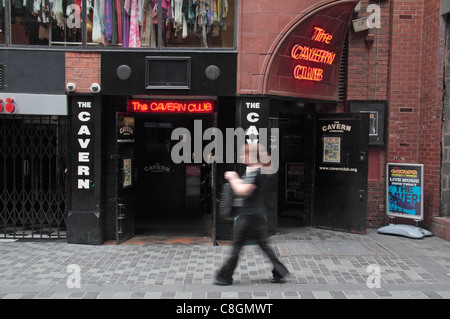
<box><xmin>146</xmin><ymin>56</ymin><xmax>190</xmax><ymax>89</ymax></box>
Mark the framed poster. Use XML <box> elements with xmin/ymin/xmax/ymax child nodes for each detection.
<box><xmin>386</xmin><ymin>163</ymin><xmax>423</xmax><ymax>221</ymax></box>
<box><xmin>322</xmin><ymin>136</ymin><xmax>341</xmax><ymax>163</ymax></box>
<box><xmin>123</xmin><ymin>158</ymin><xmax>132</xmax><ymax>188</ymax></box>
<box><xmin>349</xmin><ymin>100</ymin><xmax>386</xmax><ymax>146</ymax></box>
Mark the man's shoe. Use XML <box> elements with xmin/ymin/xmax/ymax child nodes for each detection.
<box><xmin>270</xmin><ymin>275</ymin><xmax>287</xmax><ymax>284</ymax></box>
<box><xmin>214</xmin><ymin>275</ymin><xmax>233</xmax><ymax>286</ymax></box>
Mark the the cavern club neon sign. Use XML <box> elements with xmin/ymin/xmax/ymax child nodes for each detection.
<box><xmin>291</xmin><ymin>27</ymin><xmax>337</xmax><ymax>82</ymax></box>
<box><xmin>128</xmin><ymin>100</ymin><xmax>214</xmax><ymax>114</ymax></box>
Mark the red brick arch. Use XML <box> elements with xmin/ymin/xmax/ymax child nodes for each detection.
<box><xmin>261</xmin><ymin>0</ymin><xmax>358</xmax><ymax>100</ymax></box>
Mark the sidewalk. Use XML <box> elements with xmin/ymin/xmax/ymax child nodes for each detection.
<box><xmin>0</xmin><ymin>227</ymin><xmax>449</xmax><ymax>299</ymax></box>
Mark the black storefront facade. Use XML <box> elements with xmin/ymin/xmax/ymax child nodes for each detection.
<box><xmin>66</xmin><ymin>1</ymin><xmax>370</xmax><ymax>245</ymax></box>
<box><xmin>67</xmin><ymin>51</ymin><xmax>239</xmax><ymax>245</ymax></box>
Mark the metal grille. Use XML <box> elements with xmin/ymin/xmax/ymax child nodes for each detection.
<box><xmin>0</xmin><ymin>115</ymin><xmax>67</xmax><ymax>239</ymax></box>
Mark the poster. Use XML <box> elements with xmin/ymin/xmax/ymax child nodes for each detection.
<box><xmin>123</xmin><ymin>158</ymin><xmax>132</xmax><ymax>188</ymax></box>
<box><xmin>386</xmin><ymin>163</ymin><xmax>423</xmax><ymax>221</ymax></box>
<box><xmin>323</xmin><ymin>136</ymin><xmax>341</xmax><ymax>163</ymax></box>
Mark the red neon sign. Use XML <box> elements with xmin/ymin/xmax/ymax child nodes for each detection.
<box><xmin>128</xmin><ymin>100</ymin><xmax>214</xmax><ymax>114</ymax></box>
<box><xmin>311</xmin><ymin>27</ymin><xmax>333</xmax><ymax>44</ymax></box>
<box><xmin>291</xmin><ymin>27</ymin><xmax>336</xmax><ymax>83</ymax></box>
<box><xmin>291</xmin><ymin>44</ymin><xmax>336</xmax><ymax>65</ymax></box>
<box><xmin>293</xmin><ymin>65</ymin><xmax>323</xmax><ymax>82</ymax></box>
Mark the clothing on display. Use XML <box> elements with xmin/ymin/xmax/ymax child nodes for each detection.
<box><xmin>7</xmin><ymin>0</ymin><xmax>230</xmax><ymax>47</ymax></box>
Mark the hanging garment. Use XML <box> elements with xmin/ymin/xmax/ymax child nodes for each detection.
<box><xmin>182</xmin><ymin>13</ymin><xmax>187</xmax><ymax>38</ymax></box>
<box><xmin>115</xmin><ymin>0</ymin><xmax>123</xmax><ymax>43</ymax></box>
<box><xmin>104</xmin><ymin>0</ymin><xmax>113</xmax><ymax>41</ymax></box>
<box><xmin>128</xmin><ymin>0</ymin><xmax>141</xmax><ymax>47</ymax></box>
<box><xmin>52</xmin><ymin>0</ymin><xmax>64</xmax><ymax>28</ymax></box>
<box><xmin>110</xmin><ymin>0</ymin><xmax>118</xmax><ymax>45</ymax></box>
<box><xmin>141</xmin><ymin>2</ymin><xmax>154</xmax><ymax>47</ymax></box>
<box><xmin>151</xmin><ymin>0</ymin><xmax>158</xmax><ymax>24</ymax></box>
<box><xmin>92</xmin><ymin>0</ymin><xmax>103</xmax><ymax>42</ymax></box>
<box><xmin>122</xmin><ymin>8</ymin><xmax>130</xmax><ymax>47</ymax></box>
<box><xmin>173</xmin><ymin>0</ymin><xmax>183</xmax><ymax>25</ymax></box>
<box><xmin>138</xmin><ymin>0</ymin><xmax>145</xmax><ymax>26</ymax></box>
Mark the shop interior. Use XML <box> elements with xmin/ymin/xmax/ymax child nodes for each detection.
<box><xmin>133</xmin><ymin>114</ymin><xmax>214</xmax><ymax>237</ymax></box>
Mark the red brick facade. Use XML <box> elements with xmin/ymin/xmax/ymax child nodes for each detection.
<box><xmin>348</xmin><ymin>0</ymin><xmax>448</xmax><ymax>239</ymax></box>
<box><xmin>236</xmin><ymin>0</ymin><xmax>449</xmax><ymax>239</ymax></box>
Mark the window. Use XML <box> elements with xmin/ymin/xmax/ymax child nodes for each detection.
<box><xmin>4</xmin><ymin>0</ymin><xmax>235</xmax><ymax>48</ymax></box>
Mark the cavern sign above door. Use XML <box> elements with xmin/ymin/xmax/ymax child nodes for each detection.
<box><xmin>265</xmin><ymin>1</ymin><xmax>358</xmax><ymax>101</ymax></box>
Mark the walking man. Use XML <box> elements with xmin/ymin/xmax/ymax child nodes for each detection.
<box><xmin>214</xmin><ymin>143</ymin><xmax>289</xmax><ymax>285</ymax></box>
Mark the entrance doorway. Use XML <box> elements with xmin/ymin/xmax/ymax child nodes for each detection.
<box><xmin>133</xmin><ymin>115</ymin><xmax>214</xmax><ymax>237</ymax></box>
<box><xmin>277</xmin><ymin>113</ymin><xmax>313</xmax><ymax>230</ymax></box>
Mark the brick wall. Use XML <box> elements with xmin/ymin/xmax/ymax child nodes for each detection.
<box><xmin>337</xmin><ymin>0</ymin><xmax>448</xmax><ymax>240</ymax></box>
<box><xmin>419</xmin><ymin>0</ymin><xmax>445</xmax><ymax>230</ymax></box>
<box><xmin>347</xmin><ymin>0</ymin><xmax>390</xmax><ymax>101</ymax></box>
<box><xmin>65</xmin><ymin>52</ymin><xmax>101</xmax><ymax>93</ymax></box>
<box><xmin>347</xmin><ymin>0</ymin><xmax>391</xmax><ymax>227</ymax></box>
<box><xmin>349</xmin><ymin>0</ymin><xmax>448</xmax><ymax>240</ymax></box>
<box><xmin>442</xmin><ymin>21</ymin><xmax>450</xmax><ymax>219</ymax></box>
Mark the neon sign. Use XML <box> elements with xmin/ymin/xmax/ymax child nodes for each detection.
<box><xmin>291</xmin><ymin>27</ymin><xmax>336</xmax><ymax>82</ymax></box>
<box><xmin>128</xmin><ymin>100</ymin><xmax>214</xmax><ymax>114</ymax></box>
<box><xmin>291</xmin><ymin>45</ymin><xmax>336</xmax><ymax>65</ymax></box>
<box><xmin>293</xmin><ymin>65</ymin><xmax>324</xmax><ymax>82</ymax></box>
<box><xmin>311</xmin><ymin>27</ymin><xmax>333</xmax><ymax>44</ymax></box>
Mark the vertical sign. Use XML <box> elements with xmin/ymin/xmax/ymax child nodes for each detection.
<box><xmin>70</xmin><ymin>97</ymin><xmax>96</xmax><ymax>211</ymax></box>
<box><xmin>387</xmin><ymin>163</ymin><xmax>424</xmax><ymax>221</ymax></box>
<box><xmin>239</xmin><ymin>97</ymin><xmax>279</xmax><ymax>174</ymax></box>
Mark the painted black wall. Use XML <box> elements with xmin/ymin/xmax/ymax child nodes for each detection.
<box><xmin>0</xmin><ymin>50</ymin><xmax>65</xmax><ymax>94</ymax></box>
<box><xmin>101</xmin><ymin>52</ymin><xmax>236</xmax><ymax>97</ymax></box>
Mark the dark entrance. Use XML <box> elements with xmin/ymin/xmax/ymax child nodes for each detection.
<box><xmin>313</xmin><ymin>113</ymin><xmax>369</xmax><ymax>233</ymax></box>
<box><xmin>133</xmin><ymin>115</ymin><xmax>214</xmax><ymax>237</ymax></box>
<box><xmin>277</xmin><ymin>114</ymin><xmax>313</xmax><ymax>229</ymax></box>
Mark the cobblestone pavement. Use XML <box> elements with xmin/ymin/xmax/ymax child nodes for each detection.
<box><xmin>0</xmin><ymin>228</ymin><xmax>449</xmax><ymax>299</ymax></box>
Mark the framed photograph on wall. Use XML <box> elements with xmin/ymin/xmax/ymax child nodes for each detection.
<box><xmin>349</xmin><ymin>100</ymin><xmax>386</xmax><ymax>146</ymax></box>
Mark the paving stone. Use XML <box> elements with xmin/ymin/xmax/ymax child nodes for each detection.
<box><xmin>0</xmin><ymin>228</ymin><xmax>448</xmax><ymax>300</ymax></box>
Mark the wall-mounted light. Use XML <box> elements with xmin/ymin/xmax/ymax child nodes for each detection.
<box><xmin>352</xmin><ymin>17</ymin><xmax>369</xmax><ymax>32</ymax></box>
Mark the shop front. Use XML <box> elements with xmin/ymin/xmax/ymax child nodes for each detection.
<box><xmin>67</xmin><ymin>51</ymin><xmax>237</xmax><ymax>245</ymax></box>
<box><xmin>0</xmin><ymin>50</ymin><xmax>68</xmax><ymax>240</ymax></box>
